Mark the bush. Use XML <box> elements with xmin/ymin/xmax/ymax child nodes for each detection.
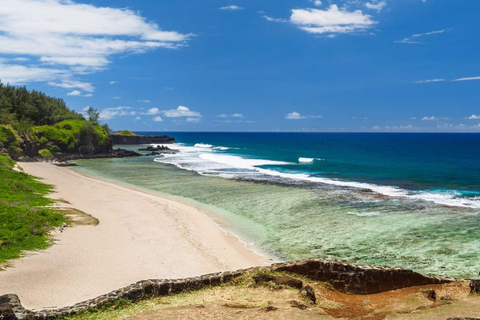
<box><xmin>39</xmin><ymin>149</ymin><xmax>53</xmax><ymax>158</ymax></box>
<box><xmin>0</xmin><ymin>125</ymin><xmax>16</xmax><ymax>144</ymax></box>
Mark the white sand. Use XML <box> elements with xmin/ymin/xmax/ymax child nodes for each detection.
<box><xmin>0</xmin><ymin>162</ymin><xmax>271</xmax><ymax>310</ymax></box>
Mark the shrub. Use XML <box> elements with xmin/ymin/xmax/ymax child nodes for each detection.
<box><xmin>39</xmin><ymin>149</ymin><xmax>53</xmax><ymax>158</ymax></box>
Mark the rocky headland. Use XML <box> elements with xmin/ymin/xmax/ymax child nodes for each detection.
<box><xmin>111</xmin><ymin>131</ymin><xmax>175</xmax><ymax>145</ymax></box>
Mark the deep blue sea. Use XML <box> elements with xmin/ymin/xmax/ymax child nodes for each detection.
<box><xmin>75</xmin><ymin>132</ymin><xmax>480</xmax><ymax>278</ymax></box>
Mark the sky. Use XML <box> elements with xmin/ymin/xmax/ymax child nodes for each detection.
<box><xmin>0</xmin><ymin>0</ymin><xmax>479</xmax><ymax>132</ymax></box>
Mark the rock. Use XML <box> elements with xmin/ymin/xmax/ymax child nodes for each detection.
<box><xmin>261</xmin><ymin>306</ymin><xmax>277</xmax><ymax>312</ymax></box>
<box><xmin>0</xmin><ymin>307</ymin><xmax>16</xmax><ymax>320</ymax></box>
<box><xmin>470</xmin><ymin>280</ymin><xmax>480</xmax><ymax>294</ymax></box>
<box><xmin>253</xmin><ymin>274</ymin><xmax>275</xmax><ymax>284</ymax></box>
<box><xmin>300</xmin><ymin>285</ymin><xmax>316</xmax><ymax>304</ymax></box>
<box><xmin>0</xmin><ymin>294</ymin><xmax>28</xmax><ymax>320</ymax></box>
<box><xmin>252</xmin><ymin>274</ymin><xmax>303</xmax><ymax>289</ymax></box>
<box><xmin>290</xmin><ymin>300</ymin><xmax>308</xmax><ymax>310</ymax></box>
<box><xmin>138</xmin><ymin>145</ymin><xmax>171</xmax><ymax>152</ymax></box>
<box><xmin>421</xmin><ymin>289</ymin><xmax>436</xmax><ymax>301</ymax></box>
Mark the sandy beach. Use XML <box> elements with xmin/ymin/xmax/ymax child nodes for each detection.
<box><xmin>0</xmin><ymin>162</ymin><xmax>270</xmax><ymax>310</ymax></box>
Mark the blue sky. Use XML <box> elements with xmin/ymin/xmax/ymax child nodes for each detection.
<box><xmin>0</xmin><ymin>0</ymin><xmax>479</xmax><ymax>132</ymax></box>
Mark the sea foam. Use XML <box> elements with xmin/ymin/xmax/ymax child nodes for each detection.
<box><xmin>154</xmin><ymin>143</ymin><xmax>480</xmax><ymax>209</ymax></box>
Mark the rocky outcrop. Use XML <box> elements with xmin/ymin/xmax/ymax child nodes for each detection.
<box><xmin>111</xmin><ymin>134</ymin><xmax>175</xmax><ymax>145</ymax></box>
<box><xmin>0</xmin><ymin>259</ymin><xmax>455</xmax><ymax>320</ymax></box>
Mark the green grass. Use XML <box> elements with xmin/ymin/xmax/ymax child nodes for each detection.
<box><xmin>0</xmin><ymin>156</ymin><xmax>66</xmax><ymax>264</ymax></box>
<box><xmin>0</xmin><ymin>125</ymin><xmax>16</xmax><ymax>145</ymax></box>
<box><xmin>115</xmin><ymin>130</ymin><xmax>136</xmax><ymax>136</ymax></box>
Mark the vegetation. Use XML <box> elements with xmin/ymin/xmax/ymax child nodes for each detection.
<box><xmin>0</xmin><ymin>82</ymin><xmax>82</xmax><ymax>126</ymax></box>
<box><xmin>114</xmin><ymin>130</ymin><xmax>136</xmax><ymax>136</ymax></box>
<box><xmin>0</xmin><ymin>82</ymin><xmax>112</xmax><ymax>159</ymax></box>
<box><xmin>0</xmin><ymin>155</ymin><xmax>66</xmax><ymax>264</ymax></box>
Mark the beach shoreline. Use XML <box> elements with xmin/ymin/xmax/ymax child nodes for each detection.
<box><xmin>0</xmin><ymin>162</ymin><xmax>272</xmax><ymax>310</ymax></box>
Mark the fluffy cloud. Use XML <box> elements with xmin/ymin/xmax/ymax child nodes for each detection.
<box><xmin>311</xmin><ymin>0</ymin><xmax>322</xmax><ymax>6</ymax></box>
<box><xmin>467</xmin><ymin>115</ymin><xmax>480</xmax><ymax>120</ymax></box>
<box><xmin>286</xmin><ymin>111</ymin><xmax>306</xmax><ymax>120</ymax></box>
<box><xmin>146</xmin><ymin>106</ymin><xmax>202</xmax><ymax>118</ymax></box>
<box><xmin>290</xmin><ymin>5</ymin><xmax>375</xmax><ymax>35</ymax></box>
<box><xmin>138</xmin><ymin>100</ymin><xmax>151</xmax><ymax>103</ymax></box>
<box><xmin>0</xmin><ymin>0</ymin><xmax>191</xmax><ymax>93</ymax></box>
<box><xmin>153</xmin><ymin>116</ymin><xmax>163</xmax><ymax>122</ymax></box>
<box><xmin>99</xmin><ymin>106</ymin><xmax>136</xmax><ymax>120</ymax></box>
<box><xmin>147</xmin><ymin>108</ymin><xmax>160</xmax><ymax>115</ymax></box>
<box><xmin>162</xmin><ymin>106</ymin><xmax>202</xmax><ymax>118</ymax></box>
<box><xmin>422</xmin><ymin>116</ymin><xmax>437</xmax><ymax>121</ymax></box>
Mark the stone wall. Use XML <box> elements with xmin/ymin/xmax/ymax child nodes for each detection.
<box><xmin>0</xmin><ymin>259</ymin><xmax>454</xmax><ymax>320</ymax></box>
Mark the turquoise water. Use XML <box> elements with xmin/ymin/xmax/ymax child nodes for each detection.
<box><xmin>74</xmin><ymin>133</ymin><xmax>480</xmax><ymax>278</ymax></box>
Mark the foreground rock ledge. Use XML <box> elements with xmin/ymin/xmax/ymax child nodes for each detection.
<box><xmin>0</xmin><ymin>259</ymin><xmax>454</xmax><ymax>320</ymax></box>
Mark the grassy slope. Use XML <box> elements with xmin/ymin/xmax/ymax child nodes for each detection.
<box><xmin>0</xmin><ymin>155</ymin><xmax>66</xmax><ymax>264</ymax></box>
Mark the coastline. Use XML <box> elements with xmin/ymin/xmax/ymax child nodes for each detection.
<box><xmin>0</xmin><ymin>162</ymin><xmax>272</xmax><ymax>310</ymax></box>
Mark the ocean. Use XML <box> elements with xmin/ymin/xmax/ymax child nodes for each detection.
<box><xmin>74</xmin><ymin>132</ymin><xmax>480</xmax><ymax>278</ymax></box>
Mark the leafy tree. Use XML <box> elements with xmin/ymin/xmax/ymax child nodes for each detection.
<box><xmin>86</xmin><ymin>107</ymin><xmax>100</xmax><ymax>125</ymax></box>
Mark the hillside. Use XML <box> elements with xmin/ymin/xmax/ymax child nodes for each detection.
<box><xmin>0</xmin><ymin>82</ymin><xmax>112</xmax><ymax>160</ymax></box>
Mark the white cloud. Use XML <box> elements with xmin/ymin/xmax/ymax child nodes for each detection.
<box><xmin>0</xmin><ymin>0</ymin><xmax>191</xmax><ymax>90</ymax></box>
<box><xmin>186</xmin><ymin>117</ymin><xmax>201</xmax><ymax>123</ymax></box>
<box><xmin>0</xmin><ymin>62</ymin><xmax>66</xmax><ymax>84</ymax></box>
<box><xmin>395</xmin><ymin>29</ymin><xmax>449</xmax><ymax>44</ymax></box>
<box><xmin>290</xmin><ymin>5</ymin><xmax>375</xmax><ymax>35</ymax></box>
<box><xmin>147</xmin><ymin>107</ymin><xmax>160</xmax><ymax>115</ymax></box>
<box><xmin>286</xmin><ymin>111</ymin><xmax>323</xmax><ymax>120</ymax></box>
<box><xmin>49</xmin><ymin>79</ymin><xmax>95</xmax><ymax>92</ymax></box>
<box><xmin>217</xmin><ymin>114</ymin><xmax>228</xmax><ymax>118</ymax></box>
<box><xmin>145</xmin><ymin>105</ymin><xmax>202</xmax><ymax>118</ymax></box>
<box><xmin>138</xmin><ymin>100</ymin><xmax>151</xmax><ymax>103</ymax></box>
<box><xmin>67</xmin><ymin>90</ymin><xmax>81</xmax><ymax>96</ymax></box>
<box><xmin>467</xmin><ymin>114</ymin><xmax>480</xmax><ymax>120</ymax></box>
<box><xmin>220</xmin><ymin>5</ymin><xmax>243</xmax><ymax>11</ymax></box>
<box><xmin>286</xmin><ymin>112</ymin><xmax>306</xmax><ymax>120</ymax></box>
<box><xmin>414</xmin><ymin>79</ymin><xmax>445</xmax><ymax>84</ymax></box>
<box><xmin>99</xmin><ymin>106</ymin><xmax>136</xmax><ymax>120</ymax></box>
<box><xmin>453</xmin><ymin>76</ymin><xmax>480</xmax><ymax>82</ymax></box>
<box><xmin>162</xmin><ymin>106</ymin><xmax>202</xmax><ymax>118</ymax></box>
<box><xmin>422</xmin><ymin>116</ymin><xmax>437</xmax><ymax>121</ymax></box>
<box><xmin>113</xmin><ymin>96</ymin><xmax>122</xmax><ymax>100</ymax></box>
<box><xmin>310</xmin><ymin>0</ymin><xmax>322</xmax><ymax>6</ymax></box>
<box><xmin>263</xmin><ymin>15</ymin><xmax>288</xmax><ymax>23</ymax></box>
<box><xmin>231</xmin><ymin>113</ymin><xmax>244</xmax><ymax>118</ymax></box>
<box><xmin>109</xmin><ymin>81</ymin><xmax>119</xmax><ymax>85</ymax></box>
<box><xmin>153</xmin><ymin>116</ymin><xmax>163</xmax><ymax>122</ymax></box>
<box><xmin>365</xmin><ymin>1</ymin><xmax>386</xmax><ymax>12</ymax></box>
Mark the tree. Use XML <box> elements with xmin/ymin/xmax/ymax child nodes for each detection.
<box><xmin>86</xmin><ymin>107</ymin><xmax>100</xmax><ymax>125</ymax></box>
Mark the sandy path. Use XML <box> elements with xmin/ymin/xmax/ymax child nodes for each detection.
<box><xmin>0</xmin><ymin>163</ymin><xmax>270</xmax><ymax>310</ymax></box>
